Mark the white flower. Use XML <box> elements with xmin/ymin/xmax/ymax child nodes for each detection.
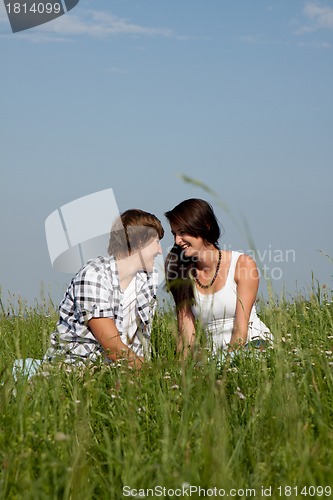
<box><xmin>235</xmin><ymin>387</ymin><xmax>245</xmax><ymax>400</ymax></box>
<box><xmin>55</xmin><ymin>432</ymin><xmax>70</xmax><ymax>441</ymax></box>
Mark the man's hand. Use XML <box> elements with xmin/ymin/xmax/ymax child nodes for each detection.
<box><xmin>89</xmin><ymin>317</ymin><xmax>144</xmax><ymax>369</ymax></box>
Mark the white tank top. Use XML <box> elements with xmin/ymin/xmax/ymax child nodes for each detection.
<box><xmin>191</xmin><ymin>251</ymin><xmax>272</xmax><ymax>350</ymax></box>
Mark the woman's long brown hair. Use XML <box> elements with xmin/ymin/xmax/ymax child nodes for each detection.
<box><xmin>164</xmin><ymin>199</ymin><xmax>221</xmax><ymax>311</ymax></box>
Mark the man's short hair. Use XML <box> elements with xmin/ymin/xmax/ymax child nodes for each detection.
<box><xmin>108</xmin><ymin>209</ymin><xmax>164</xmax><ymax>258</ymax></box>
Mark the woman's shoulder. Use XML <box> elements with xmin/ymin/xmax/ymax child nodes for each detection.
<box><xmin>222</xmin><ymin>250</ymin><xmax>253</xmax><ymax>268</ymax></box>
<box><xmin>226</xmin><ymin>250</ymin><xmax>256</xmax><ymax>265</ymax></box>
<box><xmin>233</xmin><ymin>252</ymin><xmax>259</xmax><ymax>283</ymax></box>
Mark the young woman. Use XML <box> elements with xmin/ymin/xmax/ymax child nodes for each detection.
<box><xmin>164</xmin><ymin>199</ymin><xmax>272</xmax><ymax>357</ymax></box>
<box><xmin>45</xmin><ymin>209</ymin><xmax>164</xmax><ymax>368</ymax></box>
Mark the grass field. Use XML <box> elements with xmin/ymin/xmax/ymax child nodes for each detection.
<box><xmin>0</xmin><ymin>282</ymin><xmax>333</xmax><ymax>499</ymax></box>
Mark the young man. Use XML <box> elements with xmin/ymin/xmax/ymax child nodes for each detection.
<box><xmin>45</xmin><ymin>209</ymin><xmax>164</xmax><ymax>368</ymax></box>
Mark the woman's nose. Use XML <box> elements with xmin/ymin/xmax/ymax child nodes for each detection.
<box><xmin>175</xmin><ymin>234</ymin><xmax>182</xmax><ymax>245</ymax></box>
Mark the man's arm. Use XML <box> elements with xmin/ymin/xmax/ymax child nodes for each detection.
<box><xmin>89</xmin><ymin>317</ymin><xmax>144</xmax><ymax>369</ymax></box>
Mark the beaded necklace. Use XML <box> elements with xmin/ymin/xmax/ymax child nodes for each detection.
<box><xmin>193</xmin><ymin>249</ymin><xmax>222</xmax><ymax>289</ymax></box>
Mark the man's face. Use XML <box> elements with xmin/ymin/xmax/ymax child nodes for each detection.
<box><xmin>138</xmin><ymin>237</ymin><xmax>162</xmax><ymax>272</ymax></box>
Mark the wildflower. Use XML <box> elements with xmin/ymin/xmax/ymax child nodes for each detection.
<box><xmin>227</xmin><ymin>367</ymin><xmax>238</xmax><ymax>373</ymax></box>
<box><xmin>55</xmin><ymin>432</ymin><xmax>70</xmax><ymax>441</ymax></box>
<box><xmin>170</xmin><ymin>384</ymin><xmax>180</xmax><ymax>390</ymax></box>
<box><xmin>182</xmin><ymin>482</ymin><xmax>191</xmax><ymax>489</ymax></box>
<box><xmin>235</xmin><ymin>387</ymin><xmax>245</xmax><ymax>400</ymax></box>
<box><xmin>325</xmin><ymin>351</ymin><xmax>332</xmax><ymax>356</ymax></box>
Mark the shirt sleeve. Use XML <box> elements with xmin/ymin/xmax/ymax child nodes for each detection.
<box><xmin>73</xmin><ymin>264</ymin><xmax>114</xmax><ymax>325</ymax></box>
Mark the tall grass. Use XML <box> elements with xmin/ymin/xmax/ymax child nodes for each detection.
<box><xmin>0</xmin><ymin>283</ymin><xmax>332</xmax><ymax>499</ymax></box>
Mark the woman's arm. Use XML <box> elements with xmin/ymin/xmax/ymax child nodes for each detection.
<box><xmin>89</xmin><ymin>318</ymin><xmax>144</xmax><ymax>369</ymax></box>
<box><xmin>177</xmin><ymin>308</ymin><xmax>196</xmax><ymax>358</ymax></box>
<box><xmin>229</xmin><ymin>254</ymin><xmax>259</xmax><ymax>349</ymax></box>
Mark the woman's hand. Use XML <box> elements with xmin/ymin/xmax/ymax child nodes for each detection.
<box><xmin>177</xmin><ymin>308</ymin><xmax>196</xmax><ymax>358</ymax></box>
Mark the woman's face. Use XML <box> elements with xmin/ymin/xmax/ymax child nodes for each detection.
<box><xmin>170</xmin><ymin>223</ymin><xmax>205</xmax><ymax>258</ymax></box>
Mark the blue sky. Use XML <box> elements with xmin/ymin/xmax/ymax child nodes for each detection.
<box><xmin>1</xmin><ymin>0</ymin><xmax>332</xmax><ymax>308</ymax></box>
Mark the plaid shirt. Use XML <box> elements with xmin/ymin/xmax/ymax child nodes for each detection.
<box><xmin>45</xmin><ymin>256</ymin><xmax>159</xmax><ymax>363</ymax></box>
